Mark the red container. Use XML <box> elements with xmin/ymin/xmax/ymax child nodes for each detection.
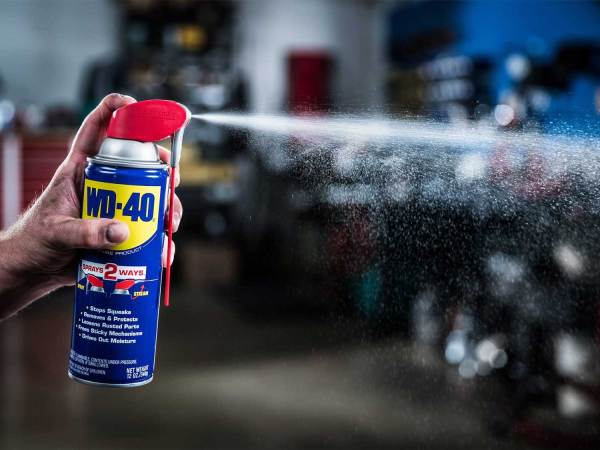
<box><xmin>288</xmin><ymin>51</ymin><xmax>333</xmax><ymax>114</ymax></box>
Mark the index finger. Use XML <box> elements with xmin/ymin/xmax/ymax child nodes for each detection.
<box><xmin>68</xmin><ymin>93</ymin><xmax>137</xmax><ymax>164</ymax></box>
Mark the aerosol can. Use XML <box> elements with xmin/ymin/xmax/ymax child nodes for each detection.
<box><xmin>68</xmin><ymin>99</ymin><xmax>190</xmax><ymax>387</ymax></box>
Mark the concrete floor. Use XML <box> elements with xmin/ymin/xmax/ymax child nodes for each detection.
<box><xmin>0</xmin><ymin>287</ymin><xmax>525</xmax><ymax>450</ymax></box>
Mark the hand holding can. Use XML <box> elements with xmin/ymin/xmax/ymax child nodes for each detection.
<box><xmin>0</xmin><ymin>94</ymin><xmax>180</xmax><ymax>320</ymax></box>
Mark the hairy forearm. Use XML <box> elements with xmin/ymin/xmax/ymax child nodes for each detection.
<box><xmin>0</xmin><ymin>225</ymin><xmax>61</xmax><ymax>320</ymax></box>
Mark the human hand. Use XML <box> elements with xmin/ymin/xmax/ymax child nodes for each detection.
<box><xmin>0</xmin><ymin>93</ymin><xmax>183</xmax><ymax>319</ymax></box>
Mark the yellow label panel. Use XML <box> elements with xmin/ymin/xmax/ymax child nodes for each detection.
<box><xmin>82</xmin><ymin>179</ymin><xmax>161</xmax><ymax>251</ymax></box>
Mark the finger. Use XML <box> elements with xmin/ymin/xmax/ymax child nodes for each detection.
<box><xmin>161</xmin><ymin>238</ymin><xmax>176</xmax><ymax>268</ymax></box>
<box><xmin>165</xmin><ymin>194</ymin><xmax>183</xmax><ymax>233</ymax></box>
<box><xmin>52</xmin><ymin>218</ymin><xmax>129</xmax><ymax>250</ymax></box>
<box><xmin>157</xmin><ymin>146</ymin><xmax>180</xmax><ymax>187</ymax></box>
<box><xmin>69</xmin><ymin>93</ymin><xmax>137</xmax><ymax>164</ymax></box>
<box><xmin>158</xmin><ymin>145</ymin><xmax>171</xmax><ymax>164</ymax></box>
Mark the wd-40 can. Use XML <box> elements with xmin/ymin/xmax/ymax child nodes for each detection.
<box><xmin>68</xmin><ymin>99</ymin><xmax>189</xmax><ymax>387</ymax></box>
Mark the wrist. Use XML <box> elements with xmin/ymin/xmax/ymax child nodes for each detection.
<box><xmin>0</xmin><ymin>225</ymin><xmax>60</xmax><ymax>319</ymax></box>
<box><xmin>0</xmin><ymin>227</ymin><xmax>26</xmax><ymax>287</ymax></box>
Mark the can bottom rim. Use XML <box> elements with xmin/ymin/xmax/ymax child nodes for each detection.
<box><xmin>68</xmin><ymin>371</ymin><xmax>154</xmax><ymax>388</ymax></box>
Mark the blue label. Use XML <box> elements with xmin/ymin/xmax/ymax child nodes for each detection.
<box><xmin>68</xmin><ymin>162</ymin><xmax>168</xmax><ymax>386</ymax></box>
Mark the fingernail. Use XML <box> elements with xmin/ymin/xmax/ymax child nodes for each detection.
<box><xmin>162</xmin><ymin>239</ymin><xmax>176</xmax><ymax>267</ymax></box>
<box><xmin>107</xmin><ymin>223</ymin><xmax>129</xmax><ymax>243</ymax></box>
<box><xmin>174</xmin><ymin>212</ymin><xmax>181</xmax><ymax>228</ymax></box>
<box><xmin>118</xmin><ymin>93</ymin><xmax>136</xmax><ymax>102</ymax></box>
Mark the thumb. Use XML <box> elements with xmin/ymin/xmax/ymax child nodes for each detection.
<box><xmin>55</xmin><ymin>218</ymin><xmax>129</xmax><ymax>250</ymax></box>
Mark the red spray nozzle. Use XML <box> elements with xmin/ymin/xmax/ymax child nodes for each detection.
<box><xmin>107</xmin><ymin>99</ymin><xmax>190</xmax><ymax>143</ymax></box>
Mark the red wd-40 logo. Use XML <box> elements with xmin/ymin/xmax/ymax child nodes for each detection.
<box><xmin>83</xmin><ymin>180</ymin><xmax>161</xmax><ymax>250</ymax></box>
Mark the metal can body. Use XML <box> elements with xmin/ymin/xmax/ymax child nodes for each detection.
<box><xmin>68</xmin><ymin>158</ymin><xmax>168</xmax><ymax>387</ymax></box>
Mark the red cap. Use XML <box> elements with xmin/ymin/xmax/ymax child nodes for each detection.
<box><xmin>86</xmin><ymin>275</ymin><xmax>104</xmax><ymax>287</ymax></box>
<box><xmin>106</xmin><ymin>99</ymin><xmax>190</xmax><ymax>142</ymax></box>
<box><xmin>115</xmin><ymin>280</ymin><xmax>136</xmax><ymax>290</ymax></box>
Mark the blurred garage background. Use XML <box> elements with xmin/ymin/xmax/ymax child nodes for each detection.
<box><xmin>1</xmin><ymin>0</ymin><xmax>600</xmax><ymax>448</ymax></box>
